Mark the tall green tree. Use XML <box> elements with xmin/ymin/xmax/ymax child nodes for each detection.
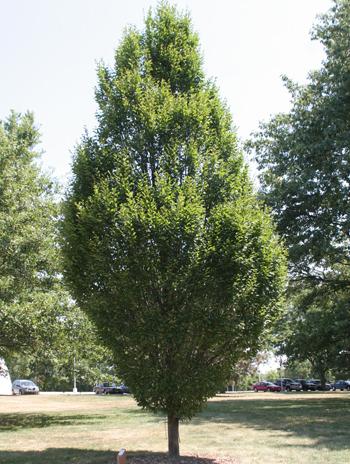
<box><xmin>251</xmin><ymin>0</ymin><xmax>350</xmax><ymax>281</ymax></box>
<box><xmin>62</xmin><ymin>4</ymin><xmax>286</xmax><ymax>456</ymax></box>
<box><xmin>250</xmin><ymin>0</ymin><xmax>350</xmax><ymax>375</ymax></box>
<box><xmin>0</xmin><ymin>112</ymin><xmax>61</xmax><ymax>359</ymax></box>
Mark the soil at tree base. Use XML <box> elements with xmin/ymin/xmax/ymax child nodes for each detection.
<box><xmin>128</xmin><ymin>453</ymin><xmax>238</xmax><ymax>463</ymax></box>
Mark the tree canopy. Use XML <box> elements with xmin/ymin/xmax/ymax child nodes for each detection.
<box><xmin>6</xmin><ymin>302</ymin><xmax>116</xmax><ymax>392</ymax></box>
<box><xmin>62</xmin><ymin>4</ymin><xmax>286</xmax><ymax>456</ymax></box>
<box><xmin>250</xmin><ymin>0</ymin><xmax>350</xmax><ymax>377</ymax></box>
<box><xmin>275</xmin><ymin>283</ymin><xmax>350</xmax><ymax>383</ymax></box>
<box><xmin>0</xmin><ymin>112</ymin><xmax>61</xmax><ymax>358</ymax></box>
<box><xmin>251</xmin><ymin>0</ymin><xmax>350</xmax><ymax>282</ymax></box>
<box><xmin>0</xmin><ymin>111</ymin><xmax>114</xmax><ymax>387</ymax></box>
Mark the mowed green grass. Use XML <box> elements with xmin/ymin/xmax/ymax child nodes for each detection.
<box><xmin>0</xmin><ymin>391</ymin><xmax>349</xmax><ymax>463</ymax></box>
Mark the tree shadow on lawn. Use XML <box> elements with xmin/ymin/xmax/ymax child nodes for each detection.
<box><xmin>0</xmin><ymin>449</ymin><xmax>225</xmax><ymax>464</ymax></box>
<box><xmin>0</xmin><ymin>448</ymin><xmax>115</xmax><ymax>464</ymax></box>
<box><xmin>191</xmin><ymin>395</ymin><xmax>350</xmax><ymax>450</ymax></box>
<box><xmin>0</xmin><ymin>413</ymin><xmax>106</xmax><ymax>432</ymax></box>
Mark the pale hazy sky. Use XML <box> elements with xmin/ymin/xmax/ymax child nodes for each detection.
<box><xmin>1</xmin><ymin>0</ymin><xmax>332</xmax><ymax>184</ymax></box>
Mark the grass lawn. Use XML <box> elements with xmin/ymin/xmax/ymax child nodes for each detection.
<box><xmin>0</xmin><ymin>391</ymin><xmax>349</xmax><ymax>463</ymax></box>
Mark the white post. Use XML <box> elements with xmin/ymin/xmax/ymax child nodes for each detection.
<box><xmin>73</xmin><ymin>355</ymin><xmax>78</xmax><ymax>393</ymax></box>
<box><xmin>117</xmin><ymin>448</ymin><xmax>127</xmax><ymax>464</ymax></box>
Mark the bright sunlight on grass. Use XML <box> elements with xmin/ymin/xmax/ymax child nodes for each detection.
<box><xmin>0</xmin><ymin>392</ymin><xmax>349</xmax><ymax>463</ymax></box>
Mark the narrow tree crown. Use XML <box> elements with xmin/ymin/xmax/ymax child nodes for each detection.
<box><xmin>62</xmin><ymin>4</ymin><xmax>286</xmax><ymax>420</ymax></box>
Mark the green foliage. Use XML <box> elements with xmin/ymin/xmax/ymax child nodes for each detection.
<box><xmin>262</xmin><ymin>368</ymin><xmax>280</xmax><ymax>382</ymax></box>
<box><xmin>0</xmin><ymin>112</ymin><xmax>61</xmax><ymax>358</ymax></box>
<box><xmin>229</xmin><ymin>353</ymin><xmax>270</xmax><ymax>390</ymax></box>
<box><xmin>250</xmin><ymin>0</ymin><xmax>350</xmax><ymax>279</ymax></box>
<box><xmin>249</xmin><ymin>0</ymin><xmax>350</xmax><ymax>378</ymax></box>
<box><xmin>276</xmin><ymin>281</ymin><xmax>350</xmax><ymax>379</ymax></box>
<box><xmin>62</xmin><ymin>2</ymin><xmax>286</xmax><ymax>436</ymax></box>
<box><xmin>283</xmin><ymin>360</ymin><xmax>316</xmax><ymax>380</ymax></box>
<box><xmin>0</xmin><ymin>111</ymin><xmax>114</xmax><ymax>388</ymax></box>
<box><xmin>6</xmin><ymin>303</ymin><xmax>116</xmax><ymax>391</ymax></box>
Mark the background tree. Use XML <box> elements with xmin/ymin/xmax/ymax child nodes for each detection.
<box><xmin>0</xmin><ymin>112</ymin><xmax>108</xmax><ymax>387</ymax></box>
<box><xmin>250</xmin><ymin>0</ymin><xmax>350</xmax><ymax>376</ymax></box>
<box><xmin>6</xmin><ymin>302</ymin><xmax>116</xmax><ymax>391</ymax></box>
<box><xmin>0</xmin><ymin>112</ymin><xmax>61</xmax><ymax>359</ymax></box>
<box><xmin>229</xmin><ymin>351</ymin><xmax>270</xmax><ymax>391</ymax></box>
<box><xmin>282</xmin><ymin>360</ymin><xmax>314</xmax><ymax>380</ymax></box>
<box><xmin>62</xmin><ymin>4</ymin><xmax>286</xmax><ymax>457</ymax></box>
<box><xmin>275</xmin><ymin>286</ymin><xmax>348</xmax><ymax>385</ymax></box>
<box><xmin>250</xmin><ymin>0</ymin><xmax>350</xmax><ymax>281</ymax></box>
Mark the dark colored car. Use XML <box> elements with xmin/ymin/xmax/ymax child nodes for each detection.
<box><xmin>331</xmin><ymin>380</ymin><xmax>350</xmax><ymax>391</ymax></box>
<box><xmin>308</xmin><ymin>379</ymin><xmax>332</xmax><ymax>391</ymax></box>
<box><xmin>252</xmin><ymin>381</ymin><xmax>281</xmax><ymax>392</ymax></box>
<box><xmin>274</xmin><ymin>378</ymin><xmax>302</xmax><ymax>391</ymax></box>
<box><xmin>116</xmin><ymin>384</ymin><xmax>130</xmax><ymax>394</ymax></box>
<box><xmin>93</xmin><ymin>382</ymin><xmax>118</xmax><ymax>394</ymax></box>
<box><xmin>294</xmin><ymin>379</ymin><xmax>317</xmax><ymax>391</ymax></box>
<box><xmin>93</xmin><ymin>382</ymin><xmax>130</xmax><ymax>394</ymax></box>
<box><xmin>12</xmin><ymin>379</ymin><xmax>39</xmax><ymax>395</ymax></box>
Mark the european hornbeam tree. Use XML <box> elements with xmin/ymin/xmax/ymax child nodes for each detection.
<box><xmin>62</xmin><ymin>4</ymin><xmax>286</xmax><ymax>456</ymax></box>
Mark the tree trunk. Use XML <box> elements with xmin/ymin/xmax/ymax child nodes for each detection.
<box><xmin>167</xmin><ymin>414</ymin><xmax>180</xmax><ymax>457</ymax></box>
<box><xmin>319</xmin><ymin>369</ymin><xmax>326</xmax><ymax>390</ymax></box>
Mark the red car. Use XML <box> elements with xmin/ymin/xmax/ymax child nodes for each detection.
<box><xmin>252</xmin><ymin>381</ymin><xmax>281</xmax><ymax>392</ymax></box>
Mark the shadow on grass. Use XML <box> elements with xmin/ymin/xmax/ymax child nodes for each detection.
<box><xmin>128</xmin><ymin>450</ymin><xmax>225</xmax><ymax>463</ymax></box>
<box><xmin>0</xmin><ymin>448</ymin><xmax>115</xmax><ymax>464</ymax></box>
<box><xmin>0</xmin><ymin>449</ymin><xmax>220</xmax><ymax>464</ymax></box>
<box><xmin>0</xmin><ymin>413</ymin><xmax>106</xmax><ymax>431</ymax></box>
<box><xmin>192</xmin><ymin>395</ymin><xmax>350</xmax><ymax>450</ymax></box>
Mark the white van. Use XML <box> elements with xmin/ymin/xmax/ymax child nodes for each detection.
<box><xmin>0</xmin><ymin>358</ymin><xmax>12</xmax><ymax>395</ymax></box>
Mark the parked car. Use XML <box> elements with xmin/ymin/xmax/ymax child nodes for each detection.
<box><xmin>331</xmin><ymin>380</ymin><xmax>350</xmax><ymax>391</ymax></box>
<box><xmin>274</xmin><ymin>378</ymin><xmax>302</xmax><ymax>391</ymax></box>
<box><xmin>116</xmin><ymin>384</ymin><xmax>130</xmax><ymax>394</ymax></box>
<box><xmin>93</xmin><ymin>382</ymin><xmax>130</xmax><ymax>394</ymax></box>
<box><xmin>294</xmin><ymin>379</ymin><xmax>317</xmax><ymax>391</ymax></box>
<box><xmin>93</xmin><ymin>382</ymin><xmax>118</xmax><ymax>394</ymax></box>
<box><xmin>252</xmin><ymin>381</ymin><xmax>281</xmax><ymax>392</ymax></box>
<box><xmin>308</xmin><ymin>379</ymin><xmax>331</xmax><ymax>391</ymax></box>
<box><xmin>12</xmin><ymin>379</ymin><xmax>39</xmax><ymax>395</ymax></box>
